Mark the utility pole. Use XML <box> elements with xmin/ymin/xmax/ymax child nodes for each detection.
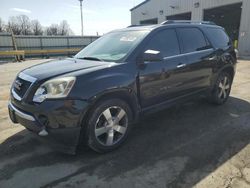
<box><xmin>79</xmin><ymin>0</ymin><xmax>84</xmax><ymax>36</ymax></box>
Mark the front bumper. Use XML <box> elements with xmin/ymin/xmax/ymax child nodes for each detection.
<box><xmin>8</xmin><ymin>98</ymin><xmax>89</xmax><ymax>154</ymax></box>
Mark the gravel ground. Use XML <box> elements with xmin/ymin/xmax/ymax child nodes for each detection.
<box><xmin>0</xmin><ymin>59</ymin><xmax>250</xmax><ymax>188</ymax></box>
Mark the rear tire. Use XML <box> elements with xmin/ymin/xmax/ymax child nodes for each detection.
<box><xmin>85</xmin><ymin>99</ymin><xmax>133</xmax><ymax>153</ymax></box>
<box><xmin>209</xmin><ymin>72</ymin><xmax>232</xmax><ymax>105</ymax></box>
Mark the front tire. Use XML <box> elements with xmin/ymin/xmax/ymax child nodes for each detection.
<box><xmin>85</xmin><ymin>99</ymin><xmax>132</xmax><ymax>153</ymax></box>
<box><xmin>210</xmin><ymin>72</ymin><xmax>232</xmax><ymax>105</ymax></box>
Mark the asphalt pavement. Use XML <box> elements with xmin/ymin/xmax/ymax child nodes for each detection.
<box><xmin>0</xmin><ymin>59</ymin><xmax>250</xmax><ymax>188</ymax></box>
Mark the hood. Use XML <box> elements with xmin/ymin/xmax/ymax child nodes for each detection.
<box><xmin>22</xmin><ymin>58</ymin><xmax>113</xmax><ymax>80</ymax></box>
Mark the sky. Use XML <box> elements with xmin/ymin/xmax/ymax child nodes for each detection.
<box><xmin>0</xmin><ymin>0</ymin><xmax>144</xmax><ymax>36</ymax></box>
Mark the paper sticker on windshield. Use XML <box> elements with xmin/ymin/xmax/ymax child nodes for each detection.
<box><xmin>120</xmin><ymin>36</ymin><xmax>137</xmax><ymax>42</ymax></box>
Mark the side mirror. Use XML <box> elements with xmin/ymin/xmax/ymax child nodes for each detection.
<box><xmin>143</xmin><ymin>50</ymin><xmax>163</xmax><ymax>62</ymax></box>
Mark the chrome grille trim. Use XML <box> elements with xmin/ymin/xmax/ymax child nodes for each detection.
<box><xmin>11</xmin><ymin>89</ymin><xmax>22</xmax><ymax>101</ymax></box>
<box><xmin>12</xmin><ymin>72</ymin><xmax>37</xmax><ymax>101</ymax></box>
<box><xmin>19</xmin><ymin>72</ymin><xmax>37</xmax><ymax>83</ymax></box>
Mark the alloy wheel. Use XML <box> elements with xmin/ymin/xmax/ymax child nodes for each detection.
<box><xmin>218</xmin><ymin>76</ymin><xmax>231</xmax><ymax>100</ymax></box>
<box><xmin>94</xmin><ymin>106</ymin><xmax>128</xmax><ymax>146</ymax></box>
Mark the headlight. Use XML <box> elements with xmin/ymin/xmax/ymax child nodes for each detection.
<box><xmin>33</xmin><ymin>77</ymin><xmax>76</xmax><ymax>103</ymax></box>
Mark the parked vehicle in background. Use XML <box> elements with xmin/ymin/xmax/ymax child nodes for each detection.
<box><xmin>8</xmin><ymin>21</ymin><xmax>237</xmax><ymax>153</ymax></box>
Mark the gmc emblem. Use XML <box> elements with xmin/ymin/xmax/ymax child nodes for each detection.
<box><xmin>14</xmin><ymin>80</ymin><xmax>22</xmax><ymax>91</ymax></box>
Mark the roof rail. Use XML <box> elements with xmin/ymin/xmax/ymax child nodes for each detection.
<box><xmin>127</xmin><ymin>25</ymin><xmax>143</xmax><ymax>28</ymax></box>
<box><xmin>127</xmin><ymin>24</ymin><xmax>154</xmax><ymax>28</ymax></box>
<box><xmin>161</xmin><ymin>20</ymin><xmax>216</xmax><ymax>25</ymax></box>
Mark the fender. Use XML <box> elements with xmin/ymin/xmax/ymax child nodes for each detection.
<box><xmin>211</xmin><ymin>52</ymin><xmax>237</xmax><ymax>89</ymax></box>
<box><xmin>69</xmin><ymin>63</ymin><xmax>141</xmax><ymax>122</ymax></box>
<box><xmin>89</xmin><ymin>87</ymin><xmax>140</xmax><ymax>120</ymax></box>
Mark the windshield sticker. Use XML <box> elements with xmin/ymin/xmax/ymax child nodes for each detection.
<box><xmin>120</xmin><ymin>36</ymin><xmax>137</xmax><ymax>42</ymax></box>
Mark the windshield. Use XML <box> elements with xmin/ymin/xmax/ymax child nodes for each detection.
<box><xmin>74</xmin><ymin>30</ymin><xmax>149</xmax><ymax>62</ymax></box>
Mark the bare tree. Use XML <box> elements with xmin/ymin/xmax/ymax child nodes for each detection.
<box><xmin>31</xmin><ymin>20</ymin><xmax>43</xmax><ymax>35</ymax></box>
<box><xmin>7</xmin><ymin>15</ymin><xmax>32</xmax><ymax>35</ymax></box>
<box><xmin>46</xmin><ymin>24</ymin><xmax>59</xmax><ymax>35</ymax></box>
<box><xmin>7</xmin><ymin>16</ymin><xmax>21</xmax><ymax>34</ymax></box>
<box><xmin>0</xmin><ymin>18</ymin><xmax>5</xmax><ymax>32</ymax></box>
<box><xmin>59</xmin><ymin>20</ymin><xmax>71</xmax><ymax>35</ymax></box>
<box><xmin>6</xmin><ymin>15</ymin><xmax>74</xmax><ymax>36</ymax></box>
<box><xmin>17</xmin><ymin>15</ymin><xmax>32</xmax><ymax>35</ymax></box>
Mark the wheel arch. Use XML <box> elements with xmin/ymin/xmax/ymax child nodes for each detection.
<box><xmin>84</xmin><ymin>88</ymin><xmax>140</xmax><ymax>126</ymax></box>
<box><xmin>212</xmin><ymin>65</ymin><xmax>235</xmax><ymax>85</ymax></box>
<box><xmin>77</xmin><ymin>88</ymin><xmax>140</xmax><ymax>148</ymax></box>
<box><xmin>220</xmin><ymin>65</ymin><xmax>235</xmax><ymax>79</ymax></box>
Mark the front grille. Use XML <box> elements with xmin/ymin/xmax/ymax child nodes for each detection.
<box><xmin>13</xmin><ymin>77</ymin><xmax>32</xmax><ymax>98</ymax></box>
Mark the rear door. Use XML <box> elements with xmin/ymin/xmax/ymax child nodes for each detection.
<box><xmin>174</xmin><ymin>27</ymin><xmax>215</xmax><ymax>94</ymax></box>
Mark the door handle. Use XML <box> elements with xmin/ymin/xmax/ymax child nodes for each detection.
<box><xmin>207</xmin><ymin>56</ymin><xmax>217</xmax><ymax>61</ymax></box>
<box><xmin>177</xmin><ymin>63</ymin><xmax>186</xmax><ymax>68</ymax></box>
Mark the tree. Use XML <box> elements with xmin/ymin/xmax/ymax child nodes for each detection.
<box><xmin>31</xmin><ymin>20</ymin><xmax>43</xmax><ymax>35</ymax></box>
<box><xmin>17</xmin><ymin>15</ymin><xmax>32</xmax><ymax>35</ymax></box>
<box><xmin>6</xmin><ymin>15</ymin><xmax>74</xmax><ymax>36</ymax></box>
<box><xmin>46</xmin><ymin>24</ymin><xmax>59</xmax><ymax>35</ymax></box>
<box><xmin>0</xmin><ymin>18</ymin><xmax>5</xmax><ymax>32</ymax></box>
<box><xmin>7</xmin><ymin>15</ymin><xmax>31</xmax><ymax>35</ymax></box>
<box><xmin>58</xmin><ymin>20</ymin><xmax>72</xmax><ymax>36</ymax></box>
<box><xmin>7</xmin><ymin>16</ymin><xmax>22</xmax><ymax>34</ymax></box>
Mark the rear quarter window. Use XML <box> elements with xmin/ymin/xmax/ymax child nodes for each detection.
<box><xmin>205</xmin><ymin>28</ymin><xmax>231</xmax><ymax>48</ymax></box>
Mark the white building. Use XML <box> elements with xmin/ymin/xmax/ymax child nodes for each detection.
<box><xmin>130</xmin><ymin>0</ymin><xmax>250</xmax><ymax>57</ymax></box>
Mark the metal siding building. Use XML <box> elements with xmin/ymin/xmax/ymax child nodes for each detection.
<box><xmin>131</xmin><ymin>0</ymin><xmax>250</xmax><ymax>57</ymax></box>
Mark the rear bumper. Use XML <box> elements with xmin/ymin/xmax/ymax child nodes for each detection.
<box><xmin>8</xmin><ymin>99</ymin><xmax>89</xmax><ymax>154</ymax></box>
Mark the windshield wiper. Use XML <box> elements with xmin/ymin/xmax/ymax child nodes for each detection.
<box><xmin>76</xmin><ymin>57</ymin><xmax>103</xmax><ymax>62</ymax></box>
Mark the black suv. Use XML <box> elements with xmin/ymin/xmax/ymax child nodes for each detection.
<box><xmin>8</xmin><ymin>21</ymin><xmax>237</xmax><ymax>153</ymax></box>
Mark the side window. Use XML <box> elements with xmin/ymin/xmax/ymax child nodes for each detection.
<box><xmin>205</xmin><ymin>28</ymin><xmax>231</xmax><ymax>48</ymax></box>
<box><xmin>177</xmin><ymin>28</ymin><xmax>209</xmax><ymax>53</ymax></box>
<box><xmin>145</xmin><ymin>29</ymin><xmax>180</xmax><ymax>57</ymax></box>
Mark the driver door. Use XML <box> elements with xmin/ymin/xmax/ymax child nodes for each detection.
<box><xmin>138</xmin><ymin>29</ymin><xmax>181</xmax><ymax>108</ymax></box>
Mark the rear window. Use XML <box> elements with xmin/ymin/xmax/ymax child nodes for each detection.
<box><xmin>206</xmin><ymin>28</ymin><xmax>231</xmax><ymax>48</ymax></box>
<box><xmin>177</xmin><ymin>28</ymin><xmax>209</xmax><ymax>53</ymax></box>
